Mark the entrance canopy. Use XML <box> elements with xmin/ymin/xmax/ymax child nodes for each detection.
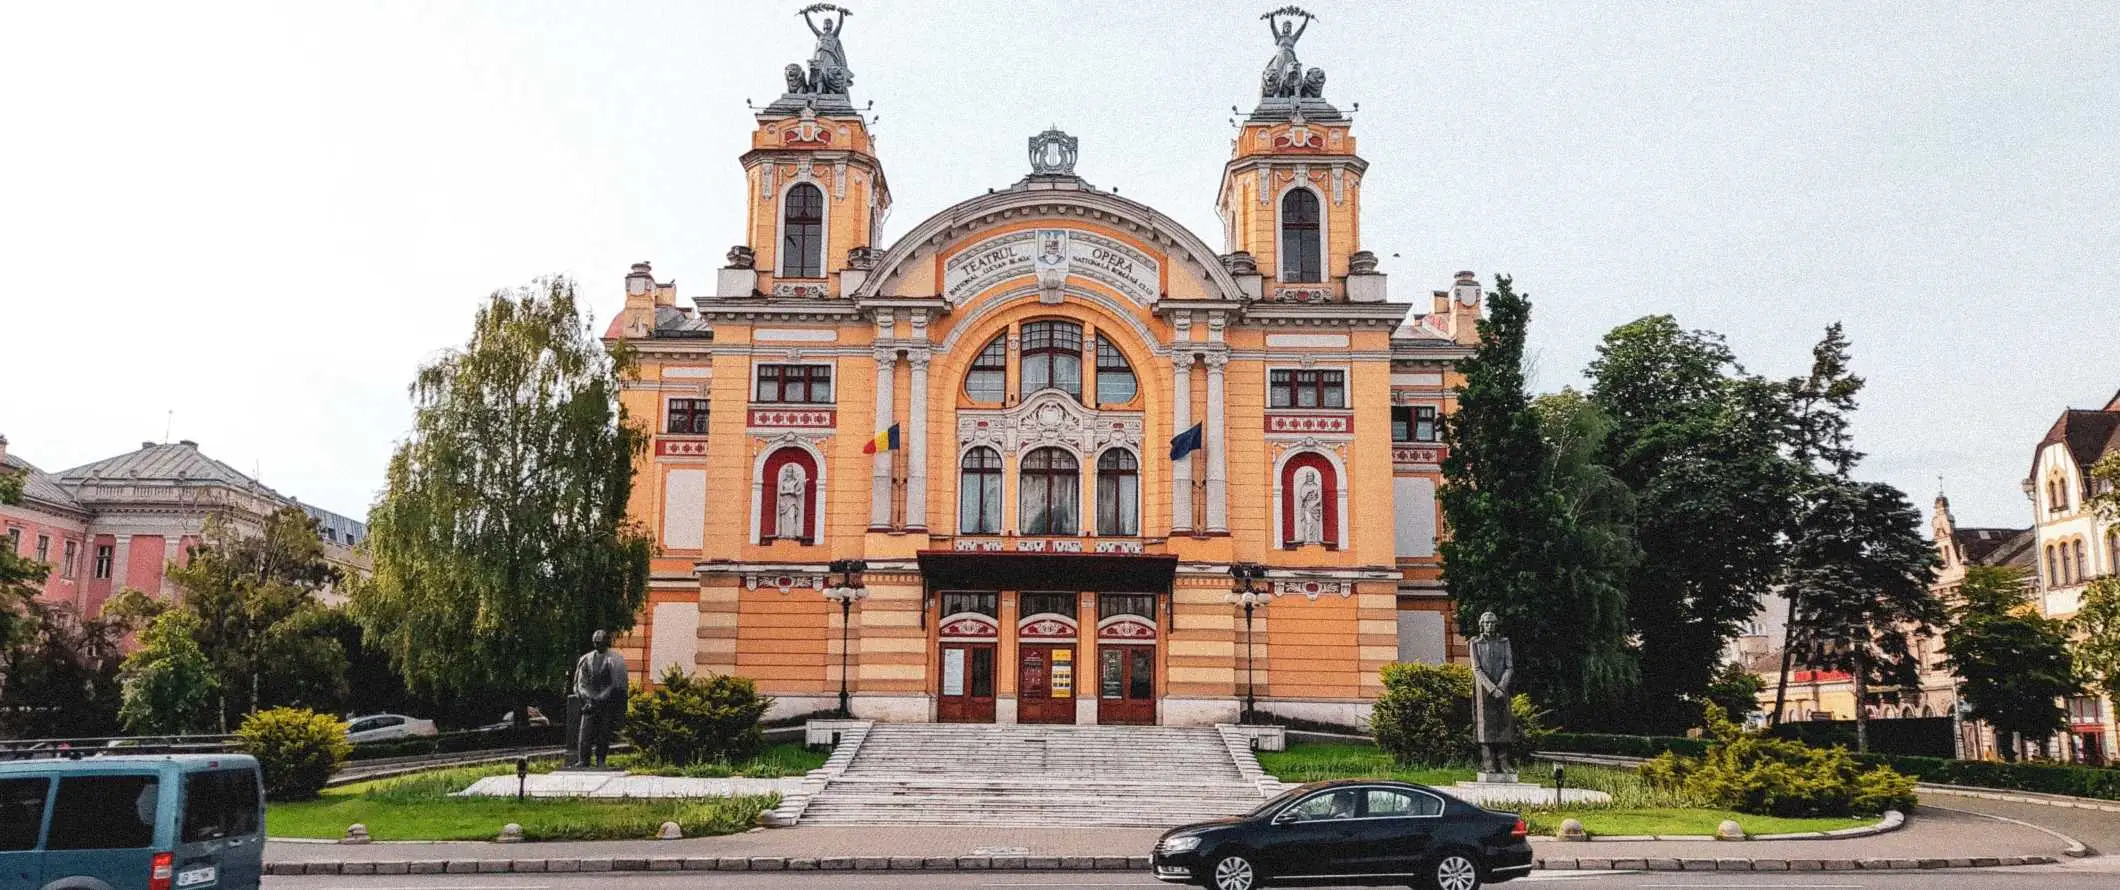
<box><xmin>916</xmin><ymin>550</ymin><xmax>1178</xmax><ymax>593</ymax></box>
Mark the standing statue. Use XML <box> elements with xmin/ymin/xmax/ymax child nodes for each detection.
<box><xmin>776</xmin><ymin>463</ymin><xmax>807</xmax><ymax>539</ymax></box>
<box><xmin>1294</xmin><ymin>468</ymin><xmax>1325</xmax><ymax>545</ymax></box>
<box><xmin>794</xmin><ymin>4</ymin><xmax>854</xmax><ymax>95</ymax></box>
<box><xmin>1470</xmin><ymin>611</ymin><xmax>1517</xmax><ymax>781</ymax></box>
<box><xmin>570</xmin><ymin>630</ymin><xmax>629</xmax><ymax>769</ymax></box>
<box><xmin>1259</xmin><ymin>6</ymin><xmax>1319</xmax><ymax>99</ymax></box>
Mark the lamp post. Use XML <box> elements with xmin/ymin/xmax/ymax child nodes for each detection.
<box><xmin>1229</xmin><ymin>563</ymin><xmax>1268</xmax><ymax>726</ymax></box>
<box><xmin>822</xmin><ymin>559</ymin><xmax>868</xmax><ymax>718</ymax></box>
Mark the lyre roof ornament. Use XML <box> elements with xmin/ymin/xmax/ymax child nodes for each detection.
<box><xmin>1028</xmin><ymin>127</ymin><xmax>1079</xmax><ymax>176</ymax></box>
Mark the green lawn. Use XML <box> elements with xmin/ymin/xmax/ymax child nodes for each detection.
<box><xmin>268</xmin><ymin>759</ymin><xmax>780</xmax><ymax>841</ymax></box>
<box><xmin>1259</xmin><ymin>741</ymin><xmax>1879</xmax><ymax>839</ymax></box>
<box><xmin>609</xmin><ymin>742</ymin><xmax>827</xmax><ymax>778</ymax></box>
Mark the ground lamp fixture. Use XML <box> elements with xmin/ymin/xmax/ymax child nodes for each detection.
<box><xmin>822</xmin><ymin>559</ymin><xmax>869</xmax><ymax>717</ymax></box>
<box><xmin>516</xmin><ymin>756</ymin><xmax>529</xmax><ymax>801</ymax></box>
<box><xmin>1228</xmin><ymin>562</ymin><xmax>1268</xmax><ymax>726</ymax></box>
<box><xmin>1552</xmin><ymin>763</ymin><xmax>1564</xmax><ymax>808</ymax></box>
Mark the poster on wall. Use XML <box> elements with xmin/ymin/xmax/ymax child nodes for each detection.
<box><xmin>942</xmin><ymin>648</ymin><xmax>966</xmax><ymax>697</ymax></box>
<box><xmin>1051</xmin><ymin>649</ymin><xmax>1073</xmax><ymax>698</ymax></box>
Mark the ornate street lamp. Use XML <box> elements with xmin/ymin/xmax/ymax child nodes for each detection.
<box><xmin>1228</xmin><ymin>563</ymin><xmax>1269</xmax><ymax>726</ymax></box>
<box><xmin>822</xmin><ymin>559</ymin><xmax>868</xmax><ymax>717</ymax></box>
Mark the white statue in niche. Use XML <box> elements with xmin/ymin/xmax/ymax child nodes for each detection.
<box><xmin>775</xmin><ymin>463</ymin><xmax>808</xmax><ymax>539</ymax></box>
<box><xmin>1294</xmin><ymin>467</ymin><xmax>1325</xmax><ymax>545</ymax></box>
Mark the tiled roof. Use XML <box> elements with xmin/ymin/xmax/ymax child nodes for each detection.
<box><xmin>1</xmin><ymin>453</ymin><xmax>84</xmax><ymax>513</ymax></box>
<box><xmin>2033</xmin><ymin>407</ymin><xmax>2120</xmax><ymax>479</ymax></box>
<box><xmin>1953</xmin><ymin>526</ymin><xmax>2029</xmax><ymax>566</ymax></box>
<box><xmin>55</xmin><ymin>441</ymin><xmax>282</xmax><ymax>500</ymax></box>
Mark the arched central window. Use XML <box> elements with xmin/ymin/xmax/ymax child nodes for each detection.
<box><xmin>959</xmin><ymin>447</ymin><xmax>1003</xmax><ymax>534</ymax></box>
<box><xmin>1019</xmin><ymin>320</ymin><xmax>1083</xmax><ymax>400</ymax></box>
<box><xmin>780</xmin><ymin>183</ymin><xmax>824</xmax><ymax>278</ymax></box>
<box><xmin>1094</xmin><ymin>335</ymin><xmax>1136</xmax><ymax>405</ymax></box>
<box><xmin>1280</xmin><ymin>188</ymin><xmax>1322</xmax><ymax>283</ymax></box>
<box><xmin>964</xmin><ymin>335</ymin><xmax>1007</xmax><ymax>404</ymax></box>
<box><xmin>1019</xmin><ymin>448</ymin><xmax>1079</xmax><ymax>536</ymax></box>
<box><xmin>1096</xmin><ymin>449</ymin><xmax>1138</xmax><ymax>536</ymax></box>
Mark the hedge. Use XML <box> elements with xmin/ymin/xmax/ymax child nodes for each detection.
<box><xmin>1768</xmin><ymin>717</ymin><xmax>1955</xmax><ymax>759</ymax></box>
<box><xmin>1855</xmin><ymin>753</ymin><xmax>2120</xmax><ymax>802</ymax></box>
<box><xmin>1538</xmin><ymin>732</ymin><xmax>1709</xmax><ymax>759</ymax></box>
<box><xmin>345</xmin><ymin>725</ymin><xmax>564</xmax><ymax>761</ymax></box>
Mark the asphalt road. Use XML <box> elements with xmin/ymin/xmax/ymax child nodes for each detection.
<box><xmin>263</xmin><ymin>864</ymin><xmax>2114</xmax><ymax>889</ymax></box>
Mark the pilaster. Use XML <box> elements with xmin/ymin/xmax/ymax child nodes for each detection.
<box><xmin>869</xmin><ymin>350</ymin><xmax>896</xmax><ymax>530</ymax></box>
<box><xmin>1171</xmin><ymin>351</ymin><xmax>1195</xmax><ymax>534</ymax></box>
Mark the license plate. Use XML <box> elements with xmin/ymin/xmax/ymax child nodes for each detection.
<box><xmin>176</xmin><ymin>865</ymin><xmax>216</xmax><ymax>887</ymax></box>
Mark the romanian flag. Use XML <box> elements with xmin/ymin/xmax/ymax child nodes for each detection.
<box><xmin>863</xmin><ymin>423</ymin><xmax>901</xmax><ymax>454</ymax></box>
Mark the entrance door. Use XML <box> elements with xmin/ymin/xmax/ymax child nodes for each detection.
<box><xmin>1018</xmin><ymin>644</ymin><xmax>1076</xmax><ymax>724</ymax></box>
<box><xmin>938</xmin><ymin>643</ymin><xmax>996</xmax><ymax>723</ymax></box>
<box><xmin>1098</xmin><ymin>646</ymin><xmax>1156</xmax><ymax>724</ymax></box>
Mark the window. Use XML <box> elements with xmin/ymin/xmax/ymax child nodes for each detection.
<box><xmin>1279</xmin><ymin>188</ymin><xmax>1323</xmax><ymax>283</ymax></box>
<box><xmin>34</xmin><ymin>535</ymin><xmax>49</xmax><ymax>565</ymax></box>
<box><xmin>0</xmin><ymin>777</ymin><xmax>48</xmax><ymax>851</ymax></box>
<box><xmin>1100</xmin><ymin>593</ymin><xmax>1156</xmax><ymax>620</ymax></box>
<box><xmin>2048</xmin><ymin>545</ymin><xmax>2060</xmax><ymax>586</ymax></box>
<box><xmin>1021</xmin><ymin>591</ymin><xmax>1075</xmax><ymax>618</ymax></box>
<box><xmin>1414</xmin><ymin>406</ymin><xmax>1438</xmax><ymax>441</ymax></box>
<box><xmin>1392</xmin><ymin>406</ymin><xmax>1436</xmax><ymax>442</ymax></box>
<box><xmin>666</xmin><ymin>398</ymin><xmax>710</xmax><ymax>434</ymax></box>
<box><xmin>2076</xmin><ymin>539</ymin><xmax>2089</xmax><ymax>583</ymax></box>
<box><xmin>1019</xmin><ymin>320</ymin><xmax>1083</xmax><ymax>400</ymax></box>
<box><xmin>1269</xmin><ymin>369</ymin><xmax>1345</xmax><ymax>409</ymax></box>
<box><xmin>94</xmin><ymin>544</ymin><xmax>113</xmax><ymax>579</ymax></box>
<box><xmin>1364</xmin><ymin>788</ymin><xmax>1444</xmax><ymax>817</ymax></box>
<box><xmin>48</xmin><ymin>774</ymin><xmax>158</xmax><ymax>850</ymax></box>
<box><xmin>1019</xmin><ymin>448</ymin><xmax>1080</xmax><ymax>535</ymax></box>
<box><xmin>61</xmin><ymin>540</ymin><xmax>77</xmax><ymax>578</ymax></box>
<box><xmin>940</xmin><ymin>591</ymin><xmax>997</xmax><ymax>618</ymax></box>
<box><xmin>4</xmin><ymin>527</ymin><xmax>17</xmax><ymax>554</ymax></box>
<box><xmin>780</xmin><ymin>182</ymin><xmax>824</xmax><ymax>278</ymax></box>
<box><xmin>2110</xmin><ymin>531</ymin><xmax>2119</xmax><ymax>577</ymax></box>
<box><xmin>181</xmin><ymin>769</ymin><xmax>261</xmax><ymax>843</ymax></box>
<box><xmin>958</xmin><ymin>447</ymin><xmax>1004</xmax><ymax>534</ymax></box>
<box><xmin>2068</xmin><ymin>696</ymin><xmax>2104</xmax><ymax>724</ymax></box>
<box><xmin>965</xmin><ymin>336</ymin><xmax>1007</xmax><ymax>404</ymax></box>
<box><xmin>1094</xmin><ymin>335</ymin><xmax>1136</xmax><ymax>404</ymax></box>
<box><xmin>754</xmin><ymin>364</ymin><xmax>833</xmax><ymax>403</ymax></box>
<box><xmin>1096</xmin><ymin>450</ymin><xmax>1139</xmax><ymax>536</ymax></box>
<box><xmin>1284</xmin><ymin>788</ymin><xmax>1359</xmax><ymax>822</ymax></box>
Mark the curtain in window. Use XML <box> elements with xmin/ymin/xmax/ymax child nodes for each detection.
<box><xmin>1095</xmin><ymin>335</ymin><xmax>1136</xmax><ymax>404</ymax></box>
<box><xmin>1020</xmin><ymin>447</ymin><xmax>1079</xmax><ymax>535</ymax></box>
<box><xmin>1019</xmin><ymin>320</ymin><xmax>1083</xmax><ymax>400</ymax></box>
<box><xmin>965</xmin><ymin>336</ymin><xmax>1007</xmax><ymax>403</ymax></box>
<box><xmin>958</xmin><ymin>448</ymin><xmax>1004</xmax><ymax>534</ymax></box>
<box><xmin>1096</xmin><ymin>449</ymin><xmax>1138</xmax><ymax>536</ymax></box>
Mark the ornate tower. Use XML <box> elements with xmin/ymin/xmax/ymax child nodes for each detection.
<box><xmin>719</xmin><ymin>4</ymin><xmax>892</xmax><ymax>300</ymax></box>
<box><xmin>1215</xmin><ymin>7</ymin><xmax>1378</xmax><ymax>304</ymax></box>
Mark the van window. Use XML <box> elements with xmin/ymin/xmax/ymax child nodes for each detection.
<box><xmin>0</xmin><ymin>777</ymin><xmax>49</xmax><ymax>850</ymax></box>
<box><xmin>47</xmin><ymin>774</ymin><xmax>158</xmax><ymax>850</ymax></box>
<box><xmin>182</xmin><ymin>769</ymin><xmax>261</xmax><ymax>842</ymax></box>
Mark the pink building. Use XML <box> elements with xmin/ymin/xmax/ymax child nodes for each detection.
<box><xmin>0</xmin><ymin>435</ymin><xmax>368</xmax><ymax>617</ymax></box>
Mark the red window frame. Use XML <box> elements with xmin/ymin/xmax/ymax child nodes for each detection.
<box><xmin>754</xmin><ymin>364</ymin><xmax>833</xmax><ymax>404</ymax></box>
<box><xmin>666</xmin><ymin>398</ymin><xmax>710</xmax><ymax>434</ymax></box>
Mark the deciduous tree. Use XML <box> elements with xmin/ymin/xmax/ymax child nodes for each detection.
<box><xmin>118</xmin><ymin>610</ymin><xmax>222</xmax><ymax>735</ymax></box>
<box><xmin>354</xmin><ymin>278</ymin><xmax>651</xmax><ymax>720</ymax></box>
<box><xmin>168</xmin><ymin>508</ymin><xmax>350</xmax><ymax>728</ymax></box>
<box><xmin>1944</xmin><ymin>565</ymin><xmax>2074</xmax><ymax>761</ymax></box>
<box><xmin>2073</xmin><ymin>577</ymin><xmax>2120</xmax><ymax>711</ymax></box>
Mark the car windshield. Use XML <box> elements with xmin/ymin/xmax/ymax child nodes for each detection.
<box><xmin>1243</xmin><ymin>784</ymin><xmax>1314</xmax><ymax>818</ymax></box>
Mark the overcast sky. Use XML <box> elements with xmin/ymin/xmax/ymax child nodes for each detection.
<box><xmin>2</xmin><ymin>2</ymin><xmax>2114</xmax><ymax>529</ymax></box>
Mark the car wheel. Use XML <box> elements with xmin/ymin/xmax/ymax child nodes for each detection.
<box><xmin>1209</xmin><ymin>854</ymin><xmax>1258</xmax><ymax>890</ymax></box>
<box><xmin>1425</xmin><ymin>849</ymin><xmax>1481</xmax><ymax>890</ymax></box>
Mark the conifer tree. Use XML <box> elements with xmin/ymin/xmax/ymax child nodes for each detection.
<box><xmin>1772</xmin><ymin>323</ymin><xmax>1866</xmax><ymax>725</ymax></box>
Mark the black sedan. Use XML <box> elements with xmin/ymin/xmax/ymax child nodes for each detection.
<box><xmin>1150</xmin><ymin>780</ymin><xmax>1532</xmax><ymax>890</ymax></box>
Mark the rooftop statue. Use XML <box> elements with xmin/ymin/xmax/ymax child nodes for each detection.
<box><xmin>790</xmin><ymin>4</ymin><xmax>854</xmax><ymax>96</ymax></box>
<box><xmin>1259</xmin><ymin>6</ymin><xmax>1321</xmax><ymax>100</ymax></box>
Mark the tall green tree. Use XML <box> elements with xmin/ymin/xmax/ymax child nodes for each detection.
<box><xmin>1442</xmin><ymin>277</ymin><xmax>1635</xmax><ymax>719</ymax></box>
<box><xmin>2088</xmin><ymin>453</ymin><xmax>2120</xmax><ymax>521</ymax></box>
<box><xmin>1784</xmin><ymin>479</ymin><xmax>1943</xmax><ymax>751</ymax></box>
<box><xmin>1589</xmin><ymin>316</ymin><xmax>1799</xmax><ymax>731</ymax></box>
<box><xmin>2073</xmin><ymin>576</ymin><xmax>2120</xmax><ymax>711</ymax></box>
<box><xmin>1944</xmin><ymin>565</ymin><xmax>2074</xmax><ymax>761</ymax></box>
<box><xmin>1772</xmin><ymin>324</ymin><xmax>1867</xmax><ymax>725</ymax></box>
<box><xmin>168</xmin><ymin>508</ymin><xmax>350</xmax><ymax>728</ymax></box>
<box><xmin>1530</xmin><ymin>388</ymin><xmax>1640</xmax><ymax>710</ymax></box>
<box><xmin>354</xmin><ymin>277</ymin><xmax>650</xmax><ymax>720</ymax></box>
<box><xmin>118</xmin><ymin>610</ymin><xmax>222</xmax><ymax>735</ymax></box>
<box><xmin>0</xmin><ymin>465</ymin><xmax>45</xmax><ymax>660</ymax></box>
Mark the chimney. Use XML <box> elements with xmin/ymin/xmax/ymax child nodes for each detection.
<box><xmin>0</xmin><ymin>433</ymin><xmax>9</xmax><ymax>464</ymax></box>
<box><xmin>1452</xmin><ymin>270</ymin><xmax>1482</xmax><ymax>307</ymax></box>
<box><xmin>178</xmin><ymin>440</ymin><xmax>198</xmax><ymax>449</ymax></box>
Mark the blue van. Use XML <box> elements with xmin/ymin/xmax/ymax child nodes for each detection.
<box><xmin>0</xmin><ymin>754</ymin><xmax>263</xmax><ymax>890</ymax></box>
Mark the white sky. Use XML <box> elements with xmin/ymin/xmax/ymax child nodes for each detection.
<box><xmin>1</xmin><ymin>2</ymin><xmax>2114</xmax><ymax>529</ymax></box>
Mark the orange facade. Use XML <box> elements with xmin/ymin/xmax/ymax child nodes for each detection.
<box><xmin>608</xmin><ymin>15</ymin><xmax>1482</xmax><ymax>727</ymax></box>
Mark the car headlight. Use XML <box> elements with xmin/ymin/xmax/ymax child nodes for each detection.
<box><xmin>1161</xmin><ymin>836</ymin><xmax>1201</xmax><ymax>854</ymax></box>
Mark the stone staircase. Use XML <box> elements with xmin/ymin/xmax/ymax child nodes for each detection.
<box><xmin>796</xmin><ymin>723</ymin><xmax>1271</xmax><ymax>827</ymax></box>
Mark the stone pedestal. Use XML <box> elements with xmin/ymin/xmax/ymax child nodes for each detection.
<box><xmin>1477</xmin><ymin>771</ymin><xmax>1519</xmax><ymax>785</ymax></box>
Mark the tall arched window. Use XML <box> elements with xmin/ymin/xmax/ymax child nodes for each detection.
<box><xmin>2047</xmin><ymin>545</ymin><xmax>2059</xmax><ymax>586</ymax></box>
<box><xmin>1094</xmin><ymin>335</ymin><xmax>1136</xmax><ymax>405</ymax></box>
<box><xmin>2076</xmin><ymin>539</ymin><xmax>2089</xmax><ymax>583</ymax></box>
<box><xmin>2108</xmin><ymin>530</ymin><xmax>2119</xmax><ymax>576</ymax></box>
<box><xmin>959</xmin><ymin>447</ymin><xmax>1004</xmax><ymax>534</ymax></box>
<box><xmin>964</xmin><ymin>335</ymin><xmax>1007</xmax><ymax>404</ymax></box>
<box><xmin>1280</xmin><ymin>188</ymin><xmax>1322</xmax><ymax>283</ymax></box>
<box><xmin>1279</xmin><ymin>451</ymin><xmax>1339</xmax><ymax>549</ymax></box>
<box><xmin>1019</xmin><ymin>448</ymin><xmax>1079</xmax><ymax>535</ymax></box>
<box><xmin>1096</xmin><ymin>449</ymin><xmax>1139</xmax><ymax>536</ymax></box>
<box><xmin>780</xmin><ymin>183</ymin><xmax>824</xmax><ymax>278</ymax></box>
<box><xmin>1019</xmin><ymin>320</ymin><xmax>1083</xmax><ymax>400</ymax></box>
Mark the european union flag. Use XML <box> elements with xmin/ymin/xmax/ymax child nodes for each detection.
<box><xmin>1169</xmin><ymin>422</ymin><xmax>1204</xmax><ymax>460</ymax></box>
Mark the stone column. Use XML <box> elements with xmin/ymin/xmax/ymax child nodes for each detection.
<box><xmin>905</xmin><ymin>352</ymin><xmax>930</xmax><ymax>530</ymax></box>
<box><xmin>1171</xmin><ymin>352</ymin><xmax>1195</xmax><ymax>534</ymax></box>
<box><xmin>1204</xmin><ymin>351</ymin><xmax>1229</xmax><ymax>533</ymax></box>
<box><xmin>870</xmin><ymin>350</ymin><xmax>896</xmax><ymax>530</ymax></box>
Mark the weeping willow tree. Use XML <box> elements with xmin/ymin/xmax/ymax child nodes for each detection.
<box><xmin>354</xmin><ymin>277</ymin><xmax>651</xmax><ymax>719</ymax></box>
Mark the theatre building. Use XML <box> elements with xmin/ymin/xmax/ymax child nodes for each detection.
<box><xmin>607</xmin><ymin>10</ymin><xmax>1483</xmax><ymax>727</ymax></box>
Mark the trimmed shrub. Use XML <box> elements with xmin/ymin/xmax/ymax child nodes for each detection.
<box><xmin>1636</xmin><ymin>703</ymin><xmax>1917</xmax><ymax>818</ymax></box>
<box><xmin>1540</xmin><ymin>732</ymin><xmax>1710</xmax><ymax>758</ymax></box>
<box><xmin>625</xmin><ymin>667</ymin><xmax>771</xmax><ymax>767</ymax></box>
<box><xmin>1370</xmin><ymin>663</ymin><xmax>1551</xmax><ymax>766</ymax></box>
<box><xmin>236</xmin><ymin>707</ymin><xmax>351</xmax><ymax>800</ymax></box>
<box><xmin>1856</xmin><ymin>754</ymin><xmax>2120</xmax><ymax>802</ymax></box>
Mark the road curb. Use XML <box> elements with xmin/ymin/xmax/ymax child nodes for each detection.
<box><xmin>1531</xmin><ymin>809</ymin><xmax>1905</xmax><ymax>843</ymax></box>
<box><xmin>263</xmin><ymin>851</ymin><xmax>2061</xmax><ymax>876</ymax></box>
